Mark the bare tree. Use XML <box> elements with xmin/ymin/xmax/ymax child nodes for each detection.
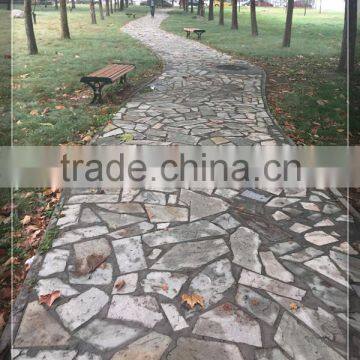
<box><xmin>24</xmin><ymin>0</ymin><xmax>38</xmax><ymax>54</ymax></box>
<box><xmin>105</xmin><ymin>0</ymin><xmax>110</xmax><ymax>15</ymax></box>
<box><xmin>71</xmin><ymin>0</ymin><xmax>75</xmax><ymax>9</ymax></box>
<box><xmin>304</xmin><ymin>0</ymin><xmax>307</xmax><ymax>15</ymax></box>
<box><xmin>282</xmin><ymin>0</ymin><xmax>294</xmax><ymax>47</ymax></box>
<box><xmin>54</xmin><ymin>0</ymin><xmax>58</xmax><ymax>10</ymax></box>
<box><xmin>90</xmin><ymin>0</ymin><xmax>97</xmax><ymax>23</ymax></box>
<box><xmin>338</xmin><ymin>0</ymin><xmax>357</xmax><ymax>73</ymax></box>
<box><xmin>99</xmin><ymin>0</ymin><xmax>105</xmax><ymax>19</ymax></box>
<box><xmin>59</xmin><ymin>0</ymin><xmax>70</xmax><ymax>39</ymax></box>
<box><xmin>208</xmin><ymin>0</ymin><xmax>214</xmax><ymax>20</ymax></box>
<box><xmin>125</xmin><ymin>0</ymin><xmax>129</xmax><ymax>7</ymax></box>
<box><xmin>231</xmin><ymin>0</ymin><xmax>238</xmax><ymax>30</ymax></box>
<box><xmin>319</xmin><ymin>0</ymin><xmax>322</xmax><ymax>14</ymax></box>
<box><xmin>110</xmin><ymin>0</ymin><xmax>113</xmax><ymax>13</ymax></box>
<box><xmin>250</xmin><ymin>0</ymin><xmax>258</xmax><ymax>36</ymax></box>
<box><xmin>219</xmin><ymin>0</ymin><xmax>224</xmax><ymax>25</ymax></box>
<box><xmin>190</xmin><ymin>0</ymin><xmax>193</xmax><ymax>13</ymax></box>
<box><xmin>120</xmin><ymin>0</ymin><xmax>124</xmax><ymax>11</ymax></box>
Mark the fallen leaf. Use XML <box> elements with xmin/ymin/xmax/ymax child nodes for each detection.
<box><xmin>0</xmin><ymin>312</ymin><xmax>5</xmax><ymax>331</ymax></box>
<box><xmin>21</xmin><ymin>215</ymin><xmax>31</xmax><ymax>226</ymax></box>
<box><xmin>115</xmin><ymin>279</ymin><xmax>125</xmax><ymax>290</ymax></box>
<box><xmin>161</xmin><ymin>283</ymin><xmax>169</xmax><ymax>292</ymax></box>
<box><xmin>39</xmin><ymin>290</ymin><xmax>61</xmax><ymax>308</ymax></box>
<box><xmin>181</xmin><ymin>293</ymin><xmax>205</xmax><ymax>310</ymax></box>
<box><xmin>250</xmin><ymin>298</ymin><xmax>259</xmax><ymax>306</ymax></box>
<box><xmin>30</xmin><ymin>109</ymin><xmax>39</xmax><ymax>116</ymax></box>
<box><xmin>55</xmin><ymin>105</ymin><xmax>65</xmax><ymax>110</ymax></box>
<box><xmin>82</xmin><ymin>135</ymin><xmax>92</xmax><ymax>142</ymax></box>
<box><xmin>290</xmin><ymin>302</ymin><xmax>298</xmax><ymax>311</ymax></box>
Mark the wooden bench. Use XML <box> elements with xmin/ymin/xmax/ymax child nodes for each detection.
<box><xmin>184</xmin><ymin>27</ymin><xmax>205</xmax><ymax>40</ymax></box>
<box><xmin>80</xmin><ymin>63</ymin><xmax>135</xmax><ymax>105</ymax></box>
<box><xmin>126</xmin><ymin>13</ymin><xmax>136</xmax><ymax>18</ymax></box>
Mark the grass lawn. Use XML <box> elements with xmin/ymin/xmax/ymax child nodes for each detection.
<box><xmin>162</xmin><ymin>7</ymin><xmax>348</xmax><ymax>145</ymax></box>
<box><xmin>12</xmin><ymin>5</ymin><xmax>162</xmax><ymax>145</ymax></box>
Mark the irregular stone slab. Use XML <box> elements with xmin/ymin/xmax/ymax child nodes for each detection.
<box><xmin>336</xmin><ymin>214</ymin><xmax>353</xmax><ymax>222</ymax></box>
<box><xmin>145</xmin><ymin>204</ymin><xmax>188</xmax><ymax>223</ymax></box>
<box><xmin>284</xmin><ymin>188</ymin><xmax>306</xmax><ymax>197</ymax></box>
<box><xmin>121</xmin><ymin>189</ymin><xmax>140</xmax><ymax>202</ymax></box>
<box><xmin>240</xmin><ymin>189</ymin><xmax>272</xmax><ymax>203</ymax></box>
<box><xmin>36</xmin><ymin>278</ymin><xmax>79</xmax><ymax>297</ymax></box>
<box><xmin>97</xmin><ymin>210</ymin><xmax>144</xmax><ymax>230</ymax></box>
<box><xmin>75</xmin><ymin>319</ymin><xmax>142</xmax><ymax>350</ymax></box>
<box><xmin>179</xmin><ymin>189</ymin><xmax>228</xmax><ymax>221</ymax></box>
<box><xmin>289</xmin><ymin>222</ymin><xmax>311</xmax><ymax>233</ymax></box>
<box><xmin>69</xmin><ymin>263</ymin><xmax>113</xmax><ymax>285</ymax></box>
<box><xmin>269</xmin><ymin>293</ymin><xmax>345</xmax><ymax>342</ymax></box>
<box><xmin>142</xmin><ymin>271</ymin><xmax>188</xmax><ymax>299</ymax></box>
<box><xmin>112</xmin><ymin>273</ymin><xmax>138</xmax><ymax>294</ymax></box>
<box><xmin>148</xmin><ymin>248</ymin><xmax>162</xmax><ymax>260</ymax></box>
<box><xmin>236</xmin><ymin>285</ymin><xmax>279</xmax><ymax>326</ymax></box>
<box><xmin>280</xmin><ymin>247</ymin><xmax>324</xmax><ymax>263</ymax></box>
<box><xmin>269</xmin><ymin>241</ymin><xmax>301</xmax><ymax>256</ymax></box>
<box><xmin>213</xmin><ymin>213</ymin><xmax>240</xmax><ymax>230</ymax></box>
<box><xmin>300</xmin><ymin>202</ymin><xmax>320</xmax><ymax>212</ymax></box>
<box><xmin>161</xmin><ymin>303</ymin><xmax>189</xmax><ymax>331</ymax></box>
<box><xmin>304</xmin><ymin>231</ymin><xmax>338</xmax><ymax>246</ymax></box>
<box><xmin>193</xmin><ymin>303</ymin><xmax>262</xmax><ymax>347</ymax></box>
<box><xmin>312</xmin><ymin>190</ymin><xmax>330</xmax><ymax>199</ymax></box>
<box><xmin>134</xmin><ymin>190</ymin><xmax>167</xmax><ymax>205</ymax></box>
<box><xmin>260</xmin><ymin>251</ymin><xmax>294</xmax><ymax>283</ymax></box>
<box><xmin>56</xmin><ymin>287</ymin><xmax>109</xmax><ymax>331</ymax></box>
<box><xmin>107</xmin><ymin>295</ymin><xmax>163</xmax><ymax>328</ymax></box>
<box><xmin>323</xmin><ymin>204</ymin><xmax>341</xmax><ymax>214</ymax></box>
<box><xmin>265</xmin><ymin>197</ymin><xmax>299</xmax><ymax>208</ymax></box>
<box><xmin>330</xmin><ymin>250</ymin><xmax>360</xmax><ymax>282</ymax></box>
<box><xmin>109</xmin><ymin>221</ymin><xmax>154</xmax><ymax>239</ymax></box>
<box><xmin>272</xmin><ymin>211</ymin><xmax>290</xmax><ymax>221</ymax></box>
<box><xmin>238</xmin><ymin>269</ymin><xmax>306</xmax><ymax>301</ymax></box>
<box><xmin>215</xmin><ymin>188</ymin><xmax>239</xmax><ymax>199</ymax></box>
<box><xmin>53</xmin><ymin>225</ymin><xmax>108</xmax><ymax>247</ymax></box>
<box><xmin>151</xmin><ymin>239</ymin><xmax>229</xmax><ymax>271</ymax></box>
<box><xmin>15</xmin><ymin>301</ymin><xmax>71</xmax><ymax>347</ymax></box>
<box><xmin>255</xmin><ymin>348</ymin><xmax>288</xmax><ymax>360</ymax></box>
<box><xmin>189</xmin><ymin>259</ymin><xmax>234</xmax><ymax>308</ymax></box>
<box><xmin>338</xmin><ymin>313</ymin><xmax>360</xmax><ymax>333</ymax></box>
<box><xmin>113</xmin><ymin>236</ymin><xmax>147</xmax><ymax>274</ymax></box>
<box><xmin>304</xmin><ymin>255</ymin><xmax>349</xmax><ymax>288</ymax></box>
<box><xmin>332</xmin><ymin>242</ymin><xmax>358</xmax><ymax>255</ymax></box>
<box><xmin>80</xmin><ymin>208</ymin><xmax>101</xmax><ymax>224</ymax></box>
<box><xmin>168</xmin><ymin>337</ymin><xmax>245</xmax><ymax>360</ymax></box>
<box><xmin>39</xmin><ymin>249</ymin><xmax>69</xmax><ymax>277</ymax></box>
<box><xmin>275</xmin><ymin>312</ymin><xmax>345</xmax><ymax>360</ymax></box>
<box><xmin>14</xmin><ymin>350</ymin><xmax>77</xmax><ymax>360</ymax></box>
<box><xmin>111</xmin><ymin>332</ymin><xmax>171</xmax><ymax>360</ymax></box>
<box><xmin>57</xmin><ymin>204</ymin><xmax>81</xmax><ymax>229</ymax></box>
<box><xmin>72</xmin><ymin>238</ymin><xmax>111</xmax><ymax>275</ymax></box>
<box><xmin>68</xmin><ymin>194</ymin><xmax>119</xmax><ymax>204</ymax></box>
<box><xmin>77</xmin><ymin>352</ymin><xmax>101</xmax><ymax>360</ymax></box>
<box><xmin>97</xmin><ymin>203</ymin><xmax>144</xmax><ymax>214</ymax></box>
<box><xmin>143</xmin><ymin>220</ymin><xmax>226</xmax><ymax>247</ymax></box>
<box><xmin>314</xmin><ymin>218</ymin><xmax>335</xmax><ymax>227</ymax></box>
<box><xmin>230</xmin><ymin>227</ymin><xmax>262</xmax><ymax>273</ymax></box>
<box><xmin>284</xmin><ymin>261</ymin><xmax>347</xmax><ymax>311</ymax></box>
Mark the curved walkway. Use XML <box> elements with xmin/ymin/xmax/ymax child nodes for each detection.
<box><xmin>9</xmin><ymin>12</ymin><xmax>358</xmax><ymax>360</ymax></box>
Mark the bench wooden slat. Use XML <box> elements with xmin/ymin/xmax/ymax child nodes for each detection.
<box><xmin>88</xmin><ymin>64</ymin><xmax>134</xmax><ymax>80</ymax></box>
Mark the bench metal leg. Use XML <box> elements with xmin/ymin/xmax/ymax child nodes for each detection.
<box><xmin>87</xmin><ymin>81</ymin><xmax>106</xmax><ymax>105</ymax></box>
<box><xmin>186</xmin><ymin>31</ymin><xmax>190</xmax><ymax>38</ymax></box>
<box><xmin>196</xmin><ymin>32</ymin><xmax>202</xmax><ymax>40</ymax></box>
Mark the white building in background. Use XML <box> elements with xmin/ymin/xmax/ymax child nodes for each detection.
<box><xmin>314</xmin><ymin>0</ymin><xmax>344</xmax><ymax>12</ymax></box>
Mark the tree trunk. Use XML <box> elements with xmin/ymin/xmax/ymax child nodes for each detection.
<box><xmin>110</xmin><ymin>0</ymin><xmax>113</xmax><ymax>13</ymax></box>
<box><xmin>54</xmin><ymin>0</ymin><xmax>58</xmax><ymax>10</ymax></box>
<box><xmin>120</xmin><ymin>0</ymin><xmax>124</xmax><ymax>11</ymax></box>
<box><xmin>186</xmin><ymin>0</ymin><xmax>188</xmax><ymax>12</ymax></box>
<box><xmin>98</xmin><ymin>0</ymin><xmax>105</xmax><ymax>18</ymax></box>
<box><xmin>125</xmin><ymin>0</ymin><xmax>128</xmax><ymax>7</ymax></box>
<box><xmin>282</xmin><ymin>0</ymin><xmax>294</xmax><ymax>47</ymax></box>
<box><xmin>190</xmin><ymin>0</ymin><xmax>193</xmax><ymax>13</ymax></box>
<box><xmin>7</xmin><ymin>0</ymin><xmax>10</xmax><ymax>10</ymax></box>
<box><xmin>250</xmin><ymin>0</ymin><xmax>258</xmax><ymax>36</ymax></box>
<box><xmin>219</xmin><ymin>0</ymin><xmax>224</xmax><ymax>25</ymax></box>
<box><xmin>105</xmin><ymin>0</ymin><xmax>110</xmax><ymax>15</ymax></box>
<box><xmin>338</xmin><ymin>0</ymin><xmax>357</xmax><ymax>73</ymax></box>
<box><xmin>24</xmin><ymin>0</ymin><xmax>38</xmax><ymax>55</ymax></box>
<box><xmin>90</xmin><ymin>0</ymin><xmax>97</xmax><ymax>23</ymax></box>
<box><xmin>304</xmin><ymin>0</ymin><xmax>307</xmax><ymax>16</ymax></box>
<box><xmin>208</xmin><ymin>0</ymin><xmax>214</xmax><ymax>20</ymax></box>
<box><xmin>231</xmin><ymin>0</ymin><xmax>238</xmax><ymax>30</ymax></box>
<box><xmin>200</xmin><ymin>0</ymin><xmax>205</xmax><ymax>16</ymax></box>
<box><xmin>71</xmin><ymin>0</ymin><xmax>75</xmax><ymax>9</ymax></box>
<box><xmin>319</xmin><ymin>0</ymin><xmax>322</xmax><ymax>14</ymax></box>
<box><xmin>59</xmin><ymin>0</ymin><xmax>70</xmax><ymax>39</ymax></box>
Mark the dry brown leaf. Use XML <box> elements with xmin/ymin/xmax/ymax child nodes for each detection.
<box><xmin>290</xmin><ymin>303</ymin><xmax>298</xmax><ymax>312</ymax></box>
<box><xmin>181</xmin><ymin>293</ymin><xmax>205</xmax><ymax>310</ymax></box>
<box><xmin>115</xmin><ymin>279</ymin><xmax>126</xmax><ymax>290</ymax></box>
<box><xmin>30</xmin><ymin>109</ymin><xmax>39</xmax><ymax>116</ymax></box>
<box><xmin>55</xmin><ymin>105</ymin><xmax>65</xmax><ymax>110</ymax></box>
<box><xmin>0</xmin><ymin>312</ymin><xmax>6</xmax><ymax>331</ymax></box>
<box><xmin>39</xmin><ymin>290</ymin><xmax>61</xmax><ymax>308</ymax></box>
<box><xmin>250</xmin><ymin>298</ymin><xmax>259</xmax><ymax>306</ymax></box>
<box><xmin>21</xmin><ymin>215</ymin><xmax>31</xmax><ymax>226</ymax></box>
<box><xmin>82</xmin><ymin>135</ymin><xmax>92</xmax><ymax>142</ymax></box>
<box><xmin>161</xmin><ymin>283</ymin><xmax>169</xmax><ymax>292</ymax></box>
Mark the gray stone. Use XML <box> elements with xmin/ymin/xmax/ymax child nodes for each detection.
<box><xmin>260</xmin><ymin>251</ymin><xmax>294</xmax><ymax>283</ymax></box>
<box><xmin>134</xmin><ymin>190</ymin><xmax>167</xmax><ymax>205</ymax></box>
<box><xmin>255</xmin><ymin>349</ymin><xmax>288</xmax><ymax>360</ymax></box>
<box><xmin>274</xmin><ymin>312</ymin><xmax>345</xmax><ymax>360</ymax></box>
<box><xmin>75</xmin><ymin>319</ymin><xmax>142</xmax><ymax>350</ymax></box>
<box><xmin>168</xmin><ymin>337</ymin><xmax>245</xmax><ymax>360</ymax></box>
<box><xmin>56</xmin><ymin>287</ymin><xmax>109</xmax><ymax>331</ymax></box>
<box><xmin>107</xmin><ymin>295</ymin><xmax>163</xmax><ymax>328</ymax></box>
<box><xmin>39</xmin><ymin>249</ymin><xmax>69</xmax><ymax>277</ymax></box>
<box><xmin>148</xmin><ymin>248</ymin><xmax>162</xmax><ymax>260</ymax></box>
<box><xmin>142</xmin><ymin>220</ymin><xmax>226</xmax><ymax>247</ymax></box>
<box><xmin>112</xmin><ymin>273</ymin><xmax>138</xmax><ymax>294</ymax></box>
<box><xmin>236</xmin><ymin>285</ymin><xmax>280</xmax><ymax>326</ymax></box>
<box><xmin>68</xmin><ymin>194</ymin><xmax>119</xmax><ymax>204</ymax></box>
<box><xmin>145</xmin><ymin>204</ymin><xmax>188</xmax><ymax>223</ymax></box>
<box><xmin>15</xmin><ymin>302</ymin><xmax>71</xmax><ymax>347</ymax></box>
<box><xmin>193</xmin><ymin>304</ymin><xmax>262</xmax><ymax>347</ymax></box>
<box><xmin>36</xmin><ymin>278</ymin><xmax>79</xmax><ymax>297</ymax></box>
<box><xmin>57</xmin><ymin>204</ymin><xmax>81</xmax><ymax>229</ymax></box>
<box><xmin>213</xmin><ymin>213</ymin><xmax>240</xmax><ymax>230</ymax></box>
<box><xmin>269</xmin><ymin>241</ymin><xmax>301</xmax><ymax>256</ymax></box>
<box><xmin>265</xmin><ymin>197</ymin><xmax>299</xmax><ymax>208</ymax></box>
<box><xmin>69</xmin><ymin>263</ymin><xmax>113</xmax><ymax>285</ymax></box>
<box><xmin>240</xmin><ymin>189</ymin><xmax>272</xmax><ymax>203</ymax></box>
<box><xmin>161</xmin><ymin>303</ymin><xmax>189</xmax><ymax>331</ymax></box>
<box><xmin>151</xmin><ymin>239</ymin><xmax>229</xmax><ymax>271</ymax></box>
<box><xmin>97</xmin><ymin>210</ymin><xmax>144</xmax><ymax>230</ymax></box>
<box><xmin>272</xmin><ymin>211</ymin><xmax>290</xmax><ymax>221</ymax></box>
<box><xmin>289</xmin><ymin>222</ymin><xmax>311</xmax><ymax>233</ymax></box>
<box><xmin>231</xmin><ymin>227</ymin><xmax>262</xmax><ymax>273</ymax></box>
<box><xmin>80</xmin><ymin>208</ymin><xmax>101</xmax><ymax>224</ymax></box>
<box><xmin>330</xmin><ymin>250</ymin><xmax>360</xmax><ymax>282</ymax></box>
<box><xmin>14</xmin><ymin>350</ymin><xmax>77</xmax><ymax>360</ymax></box>
<box><xmin>109</xmin><ymin>221</ymin><xmax>154</xmax><ymax>239</ymax></box>
<box><xmin>304</xmin><ymin>231</ymin><xmax>338</xmax><ymax>246</ymax></box>
<box><xmin>189</xmin><ymin>259</ymin><xmax>235</xmax><ymax>308</ymax></box>
<box><xmin>97</xmin><ymin>203</ymin><xmax>144</xmax><ymax>214</ymax></box>
<box><xmin>280</xmin><ymin>247</ymin><xmax>324</xmax><ymax>263</ymax></box>
<box><xmin>323</xmin><ymin>204</ymin><xmax>341</xmax><ymax>214</ymax></box>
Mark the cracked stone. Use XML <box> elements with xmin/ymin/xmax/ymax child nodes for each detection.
<box><xmin>151</xmin><ymin>239</ymin><xmax>229</xmax><ymax>271</ymax></box>
<box><xmin>193</xmin><ymin>303</ymin><xmax>262</xmax><ymax>347</ymax></box>
<box><xmin>109</xmin><ymin>221</ymin><xmax>154</xmax><ymax>239</ymax></box>
<box><xmin>323</xmin><ymin>204</ymin><xmax>341</xmax><ymax>214</ymax></box>
<box><xmin>280</xmin><ymin>247</ymin><xmax>324</xmax><ymax>263</ymax></box>
<box><xmin>39</xmin><ymin>249</ymin><xmax>69</xmax><ymax>277</ymax></box>
<box><xmin>97</xmin><ymin>203</ymin><xmax>144</xmax><ymax>214</ymax></box>
<box><xmin>213</xmin><ymin>213</ymin><xmax>240</xmax><ymax>230</ymax></box>
<box><xmin>189</xmin><ymin>259</ymin><xmax>234</xmax><ymax>308</ymax></box>
<box><xmin>145</xmin><ymin>204</ymin><xmax>188</xmax><ymax>223</ymax></box>
<box><xmin>56</xmin><ymin>287</ymin><xmax>109</xmax><ymax>331</ymax></box>
<box><xmin>68</xmin><ymin>194</ymin><xmax>119</xmax><ymax>204</ymax></box>
<box><xmin>304</xmin><ymin>231</ymin><xmax>338</xmax><ymax>246</ymax></box>
<box><xmin>236</xmin><ymin>285</ymin><xmax>280</xmax><ymax>326</ymax></box>
<box><xmin>15</xmin><ymin>301</ymin><xmax>71</xmax><ymax>347</ymax></box>
<box><xmin>80</xmin><ymin>208</ymin><xmax>101</xmax><ymax>224</ymax></box>
<box><xmin>269</xmin><ymin>241</ymin><xmax>301</xmax><ymax>256</ymax></box>
<box><xmin>179</xmin><ymin>189</ymin><xmax>229</xmax><ymax>221</ymax></box>
<box><xmin>75</xmin><ymin>319</ymin><xmax>142</xmax><ymax>350</ymax></box>
<box><xmin>259</xmin><ymin>251</ymin><xmax>294</xmax><ymax>283</ymax></box>
<box><xmin>112</xmin><ymin>273</ymin><xmax>138</xmax><ymax>294</ymax></box>
<box><xmin>230</xmin><ymin>227</ymin><xmax>262</xmax><ymax>273</ymax></box>
<box><xmin>97</xmin><ymin>210</ymin><xmax>144</xmax><ymax>230</ymax></box>
<box><xmin>107</xmin><ymin>295</ymin><xmax>163</xmax><ymax>328</ymax></box>
<box><xmin>113</xmin><ymin>236</ymin><xmax>147</xmax><ymax>274</ymax></box>
<box><xmin>161</xmin><ymin>303</ymin><xmax>189</xmax><ymax>331</ymax></box>
<box><xmin>134</xmin><ymin>191</ymin><xmax>167</xmax><ymax>205</ymax></box>
<box><xmin>36</xmin><ymin>278</ymin><xmax>79</xmax><ymax>297</ymax></box>
<box><xmin>57</xmin><ymin>204</ymin><xmax>81</xmax><ymax>229</ymax></box>
<box><xmin>142</xmin><ymin>271</ymin><xmax>188</xmax><ymax>299</ymax></box>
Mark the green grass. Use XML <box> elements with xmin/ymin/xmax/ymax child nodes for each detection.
<box><xmin>12</xmin><ymin>5</ymin><xmax>162</xmax><ymax>145</ymax></box>
<box><xmin>162</xmin><ymin>7</ymin><xmax>347</xmax><ymax>145</ymax></box>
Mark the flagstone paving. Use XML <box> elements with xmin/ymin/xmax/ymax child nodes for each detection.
<box><xmin>10</xmin><ymin>11</ymin><xmax>360</xmax><ymax>360</ymax></box>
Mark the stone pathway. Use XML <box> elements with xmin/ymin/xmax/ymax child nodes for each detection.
<box><xmin>10</xmin><ymin>12</ymin><xmax>360</xmax><ymax>360</ymax></box>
